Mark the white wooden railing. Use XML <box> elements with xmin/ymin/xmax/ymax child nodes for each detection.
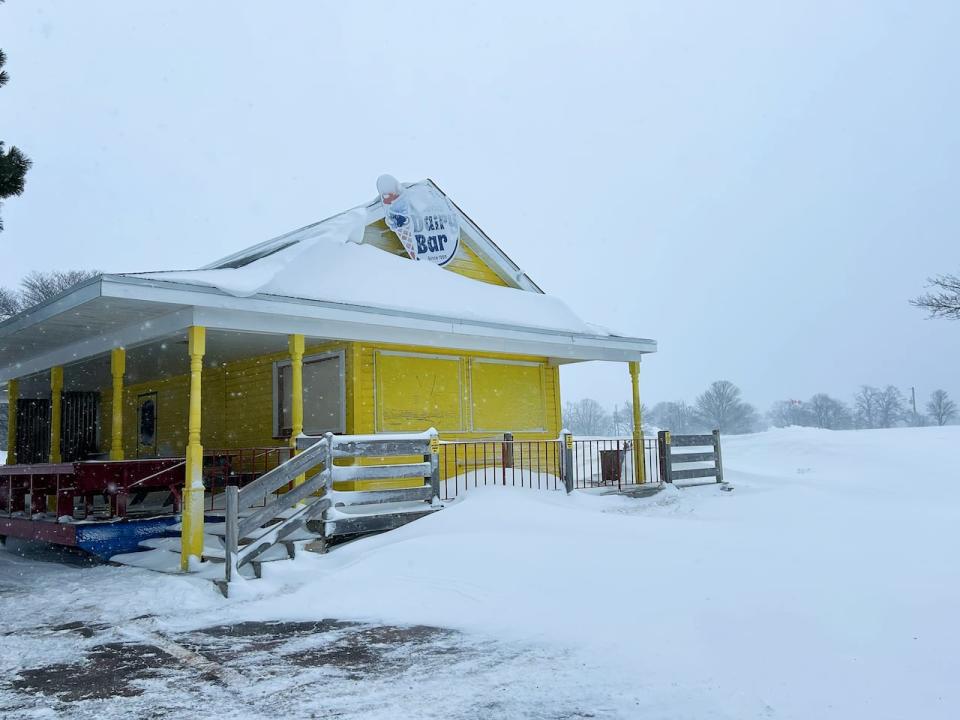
<box><xmin>222</xmin><ymin>429</ymin><xmax>440</xmax><ymax>586</ymax></box>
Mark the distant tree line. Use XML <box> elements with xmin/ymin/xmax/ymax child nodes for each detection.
<box><xmin>563</xmin><ymin>381</ymin><xmax>958</xmax><ymax>437</ymax></box>
<box><xmin>562</xmin><ymin>398</ymin><xmax>648</xmax><ymax>437</ymax></box>
<box><xmin>768</xmin><ymin>386</ymin><xmax>956</xmax><ymax>429</ymax></box>
<box><xmin>563</xmin><ymin>380</ymin><xmax>761</xmax><ymax>436</ymax></box>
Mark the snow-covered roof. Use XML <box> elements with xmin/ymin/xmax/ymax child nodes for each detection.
<box><xmin>203</xmin><ymin>179</ymin><xmax>543</xmax><ymax>293</ymax></box>
<box><xmin>0</xmin><ymin>180</ymin><xmax>656</xmax><ymax>382</ymax></box>
<box><xmin>130</xmin><ymin>208</ymin><xmax>601</xmax><ymax>336</ymax></box>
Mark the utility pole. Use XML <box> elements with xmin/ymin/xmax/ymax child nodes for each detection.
<box><xmin>910</xmin><ymin>386</ymin><xmax>918</xmax><ymax>426</ymax></box>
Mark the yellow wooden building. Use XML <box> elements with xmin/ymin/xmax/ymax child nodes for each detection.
<box><xmin>1</xmin><ymin>179</ymin><xmax>656</xmax><ymax>559</ymax></box>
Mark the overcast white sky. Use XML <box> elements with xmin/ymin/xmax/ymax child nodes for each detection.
<box><xmin>1</xmin><ymin>1</ymin><xmax>958</xmax><ymax>412</ymax></box>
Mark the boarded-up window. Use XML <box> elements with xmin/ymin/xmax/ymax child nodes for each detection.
<box><xmin>470</xmin><ymin>360</ymin><xmax>545</xmax><ymax>432</ymax></box>
<box><xmin>375</xmin><ymin>352</ymin><xmax>463</xmax><ymax>432</ymax></box>
<box><xmin>276</xmin><ymin>353</ymin><xmax>344</xmax><ymax>436</ymax></box>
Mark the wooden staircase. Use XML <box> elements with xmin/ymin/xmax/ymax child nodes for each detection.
<box><xmin>216</xmin><ymin>429</ymin><xmax>442</xmax><ymax>595</ymax></box>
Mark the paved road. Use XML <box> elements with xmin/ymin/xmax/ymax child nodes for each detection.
<box><xmin>0</xmin><ymin>541</ymin><xmax>630</xmax><ymax>720</ymax></box>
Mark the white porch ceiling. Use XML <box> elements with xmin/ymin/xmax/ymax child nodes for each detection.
<box><xmin>14</xmin><ymin>329</ymin><xmax>332</xmax><ymax>396</ymax></box>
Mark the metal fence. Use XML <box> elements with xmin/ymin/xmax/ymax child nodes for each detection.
<box><xmin>2</xmin><ymin>431</ymin><xmax>709</xmax><ymax>520</ymax></box>
<box><xmin>438</xmin><ymin>435</ymin><xmax>661</xmax><ymax>500</ymax></box>
<box><xmin>439</xmin><ymin>439</ymin><xmax>564</xmax><ymax>499</ymax></box>
<box><xmin>203</xmin><ymin>447</ymin><xmax>294</xmax><ymax>512</ymax></box>
<box><xmin>569</xmin><ymin>437</ymin><xmax>661</xmax><ymax>491</ymax></box>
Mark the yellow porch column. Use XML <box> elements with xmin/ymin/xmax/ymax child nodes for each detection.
<box><xmin>50</xmin><ymin>367</ymin><xmax>63</xmax><ymax>463</ymax></box>
<box><xmin>110</xmin><ymin>348</ymin><xmax>126</xmax><ymax>461</ymax></box>
<box><xmin>288</xmin><ymin>334</ymin><xmax>305</xmax><ymax>489</ymax></box>
<box><xmin>181</xmin><ymin>326</ymin><xmax>206</xmax><ymax>570</ymax></box>
<box><xmin>629</xmin><ymin>360</ymin><xmax>646</xmax><ymax>483</ymax></box>
<box><xmin>6</xmin><ymin>379</ymin><xmax>18</xmax><ymax>465</ymax></box>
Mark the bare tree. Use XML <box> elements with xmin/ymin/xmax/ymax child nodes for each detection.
<box><xmin>875</xmin><ymin>386</ymin><xmax>905</xmax><ymax>428</ymax></box>
<box><xmin>768</xmin><ymin>399</ymin><xmax>813</xmax><ymax>428</ymax></box>
<box><xmin>648</xmin><ymin>401</ymin><xmax>699</xmax><ymax>433</ymax></box>
<box><xmin>912</xmin><ymin>273</ymin><xmax>960</xmax><ymax>320</ymax></box>
<box><xmin>855</xmin><ymin>385</ymin><xmax>905</xmax><ymax>429</ymax></box>
<box><xmin>611</xmin><ymin>402</ymin><xmax>630</xmax><ymax>435</ymax></box>
<box><xmin>563</xmin><ymin>398</ymin><xmax>612</xmax><ymax>436</ymax></box>
<box><xmin>926</xmin><ymin>389</ymin><xmax>957</xmax><ymax>426</ymax></box>
<box><xmin>695</xmin><ymin>380</ymin><xmax>758</xmax><ymax>434</ymax></box>
<box><xmin>808</xmin><ymin>393</ymin><xmax>851</xmax><ymax>430</ymax></box>
<box><xmin>0</xmin><ymin>286</ymin><xmax>19</xmax><ymax>319</ymax></box>
<box><xmin>611</xmin><ymin>401</ymin><xmax>648</xmax><ymax>435</ymax></box>
<box><xmin>853</xmin><ymin>386</ymin><xmax>880</xmax><ymax>428</ymax></box>
<box><xmin>0</xmin><ymin>270</ymin><xmax>99</xmax><ymax>319</ymax></box>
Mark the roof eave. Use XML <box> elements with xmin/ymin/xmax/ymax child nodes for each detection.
<box><xmin>102</xmin><ymin>275</ymin><xmax>656</xmax><ymax>360</ymax></box>
<box><xmin>425</xmin><ymin>179</ymin><xmax>544</xmax><ymax>293</ymax></box>
<box><xmin>0</xmin><ymin>275</ymin><xmax>104</xmax><ymax>338</ymax></box>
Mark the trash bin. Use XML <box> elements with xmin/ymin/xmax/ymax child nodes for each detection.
<box><xmin>600</xmin><ymin>449</ymin><xmax>623</xmax><ymax>485</ymax></box>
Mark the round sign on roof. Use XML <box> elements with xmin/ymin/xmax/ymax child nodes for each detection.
<box><xmin>377</xmin><ymin>175</ymin><xmax>460</xmax><ymax>266</ymax></box>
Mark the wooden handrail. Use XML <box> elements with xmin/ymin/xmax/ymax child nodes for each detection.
<box><xmin>226</xmin><ymin>433</ymin><xmax>334</xmax><ymax>579</ymax></box>
<box><xmin>236</xmin><ymin>435</ymin><xmax>331</xmax><ymax>509</ymax></box>
<box><xmin>223</xmin><ymin>429</ymin><xmax>440</xmax><ymax>585</ymax></box>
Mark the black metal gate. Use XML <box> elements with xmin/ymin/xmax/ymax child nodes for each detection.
<box><xmin>15</xmin><ymin>399</ymin><xmax>51</xmax><ymax>464</ymax></box>
<box><xmin>15</xmin><ymin>392</ymin><xmax>100</xmax><ymax>464</ymax></box>
<box><xmin>62</xmin><ymin>391</ymin><xmax>100</xmax><ymax>461</ymax></box>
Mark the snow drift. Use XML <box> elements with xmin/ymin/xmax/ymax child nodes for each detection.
<box><xmin>3</xmin><ymin>426</ymin><xmax>958</xmax><ymax>719</ymax></box>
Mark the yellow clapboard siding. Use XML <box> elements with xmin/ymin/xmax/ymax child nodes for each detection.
<box><xmin>342</xmin><ymin>341</ymin><xmax>563</xmax><ymax>491</ymax></box>
<box><xmin>352</xmin><ymin>341</ymin><xmax>561</xmax><ymax>440</ymax></box>
<box><xmin>442</xmin><ymin>243</ymin><xmax>508</xmax><ymax>286</ymax></box>
<box><xmin>99</xmin><ymin>342</ymin><xmax>347</xmax><ymax>455</ymax></box>
<box><xmin>104</xmin><ymin>367</ymin><xmax>227</xmax><ymax>458</ymax></box>
<box><xmin>470</xmin><ymin>360</ymin><xmax>546</xmax><ymax>433</ymax></box>
<box><xmin>90</xmin><ymin>337</ymin><xmax>563</xmax><ymax>493</ymax></box>
<box><xmin>362</xmin><ymin>220</ymin><xmax>509</xmax><ymax>287</ymax></box>
<box><xmin>375</xmin><ymin>353</ymin><xmax>464</xmax><ymax>432</ymax></box>
<box><xmin>221</xmin><ymin>341</ymin><xmax>346</xmax><ymax>448</ymax></box>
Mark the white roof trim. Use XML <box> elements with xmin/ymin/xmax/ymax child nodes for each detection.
<box><xmin>102</xmin><ymin>275</ymin><xmax>655</xmax><ymax>358</ymax></box>
<box><xmin>0</xmin><ymin>273</ymin><xmax>656</xmax><ymax>382</ymax></box>
<box><xmin>0</xmin><ymin>275</ymin><xmax>103</xmax><ymax>336</ymax></box>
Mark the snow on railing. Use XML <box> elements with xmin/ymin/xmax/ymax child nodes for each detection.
<box><xmin>656</xmin><ymin>430</ymin><xmax>725</xmax><ymax>486</ymax></box>
<box><xmin>221</xmin><ymin>430</ymin><xmax>441</xmax><ymax>591</ymax></box>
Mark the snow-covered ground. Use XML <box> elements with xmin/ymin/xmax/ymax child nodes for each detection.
<box><xmin>2</xmin><ymin>426</ymin><xmax>958</xmax><ymax>719</ymax></box>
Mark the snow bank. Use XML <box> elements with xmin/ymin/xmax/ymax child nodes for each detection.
<box><xmin>218</xmin><ymin>426</ymin><xmax>960</xmax><ymax>718</ymax></box>
<box><xmin>131</xmin><ymin>209</ymin><xmax>602</xmax><ymax>336</ymax></box>
<box><xmin>4</xmin><ymin>426</ymin><xmax>959</xmax><ymax>718</ymax></box>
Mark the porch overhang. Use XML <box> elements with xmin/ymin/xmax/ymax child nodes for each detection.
<box><xmin>0</xmin><ymin>274</ymin><xmax>656</xmax><ymax>381</ymax></box>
